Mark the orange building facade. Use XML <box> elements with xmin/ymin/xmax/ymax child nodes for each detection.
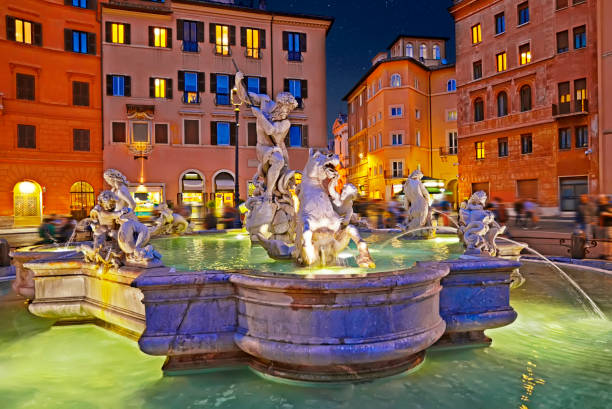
<box><xmin>101</xmin><ymin>0</ymin><xmax>331</xmax><ymax>218</ymax></box>
<box><xmin>0</xmin><ymin>0</ymin><xmax>103</xmax><ymax>227</ymax></box>
<box><xmin>344</xmin><ymin>36</ymin><xmax>458</xmax><ymax>203</ymax></box>
<box><xmin>451</xmin><ymin>0</ymin><xmax>604</xmax><ymax>215</ymax></box>
<box><xmin>332</xmin><ymin>113</ymin><xmax>348</xmax><ymax>183</ymax></box>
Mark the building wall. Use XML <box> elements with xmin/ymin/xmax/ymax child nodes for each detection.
<box><xmin>102</xmin><ymin>1</ymin><xmax>330</xmax><ymax>212</ymax></box>
<box><xmin>451</xmin><ymin>0</ymin><xmax>599</xmax><ymax>214</ymax></box>
<box><xmin>0</xmin><ymin>0</ymin><xmax>103</xmax><ymax>226</ymax></box>
<box><xmin>598</xmin><ymin>0</ymin><xmax>612</xmax><ymax>194</ymax></box>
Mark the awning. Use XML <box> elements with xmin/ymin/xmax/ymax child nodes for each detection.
<box><xmin>182</xmin><ymin>180</ymin><xmax>203</xmax><ymax>190</ymax></box>
<box><xmin>216</xmin><ymin>179</ymin><xmax>235</xmax><ymax>190</ymax></box>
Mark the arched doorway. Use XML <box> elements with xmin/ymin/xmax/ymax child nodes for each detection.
<box><xmin>213</xmin><ymin>171</ymin><xmax>235</xmax><ymax>214</ymax></box>
<box><xmin>70</xmin><ymin>181</ymin><xmax>95</xmax><ymax>220</ymax></box>
<box><xmin>13</xmin><ymin>181</ymin><xmax>42</xmax><ymax>226</ymax></box>
<box><xmin>180</xmin><ymin>170</ymin><xmax>205</xmax><ymax>219</ymax></box>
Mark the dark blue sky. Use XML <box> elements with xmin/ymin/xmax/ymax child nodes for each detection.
<box><xmin>266</xmin><ymin>0</ymin><xmax>456</xmax><ymax>137</ymax></box>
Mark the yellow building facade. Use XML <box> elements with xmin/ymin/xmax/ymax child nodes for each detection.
<box><xmin>344</xmin><ymin>36</ymin><xmax>458</xmax><ymax>205</ymax></box>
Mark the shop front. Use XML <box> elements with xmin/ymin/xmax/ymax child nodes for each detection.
<box><xmin>180</xmin><ymin>171</ymin><xmax>205</xmax><ymax>220</ymax></box>
<box><xmin>129</xmin><ymin>184</ymin><xmax>164</xmax><ymax>220</ymax></box>
<box><xmin>214</xmin><ymin>171</ymin><xmax>235</xmax><ymax>216</ymax></box>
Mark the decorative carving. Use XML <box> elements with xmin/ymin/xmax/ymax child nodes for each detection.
<box><xmin>151</xmin><ymin>204</ymin><xmax>190</xmax><ymax>235</ymax></box>
<box><xmin>402</xmin><ymin>169</ymin><xmax>434</xmax><ymax>238</ymax></box>
<box><xmin>458</xmin><ymin>191</ymin><xmax>506</xmax><ymax>256</ymax></box>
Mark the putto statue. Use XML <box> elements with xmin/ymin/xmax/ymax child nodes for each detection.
<box><xmin>258</xmin><ymin>150</ymin><xmax>375</xmax><ymax>268</ymax></box>
<box><xmin>78</xmin><ymin>169</ymin><xmax>162</xmax><ymax>268</ymax></box>
<box><xmin>458</xmin><ymin>191</ymin><xmax>505</xmax><ymax>256</ymax></box>
<box><xmin>403</xmin><ymin>169</ymin><xmax>434</xmax><ymax>238</ymax></box>
<box><xmin>235</xmin><ymin>71</ymin><xmax>300</xmax><ymax>244</ymax></box>
<box><xmin>152</xmin><ymin>204</ymin><xmax>190</xmax><ymax>235</ymax></box>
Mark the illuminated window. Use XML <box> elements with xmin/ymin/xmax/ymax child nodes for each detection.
<box><xmin>448</xmin><ymin>131</ymin><xmax>458</xmax><ymax>154</ymax></box>
<box><xmin>149</xmin><ymin>27</ymin><xmax>169</xmax><ymax>48</ymax></box>
<box><xmin>215</xmin><ymin>24</ymin><xmax>230</xmax><ymax>55</ymax></box>
<box><xmin>151</xmin><ymin>78</ymin><xmax>169</xmax><ymax>98</ymax></box>
<box><xmin>7</xmin><ymin>16</ymin><xmax>41</xmax><ymax>46</ymax></box>
<box><xmin>183</xmin><ymin>72</ymin><xmax>200</xmax><ymax>104</ymax></box>
<box><xmin>558</xmin><ymin>82</ymin><xmax>570</xmax><ymax>104</ymax></box>
<box><xmin>471</xmin><ymin>24</ymin><xmax>482</xmax><ymax>44</ymax></box>
<box><xmin>447</xmin><ymin>110</ymin><xmax>457</xmax><ymax>121</ymax></box>
<box><xmin>391</xmin><ymin>74</ymin><xmax>401</xmax><ymax>87</ymax></box>
<box><xmin>15</xmin><ymin>18</ymin><xmax>32</xmax><ymax>44</ymax></box>
<box><xmin>406</xmin><ymin>43</ymin><xmax>413</xmax><ymax>57</ymax></box>
<box><xmin>575</xmin><ymin>78</ymin><xmax>586</xmax><ymax>111</ymax></box>
<box><xmin>475</xmin><ymin>141</ymin><xmax>485</xmax><ymax>159</ymax></box>
<box><xmin>111</xmin><ymin>23</ymin><xmax>125</xmax><ymax>44</ymax></box>
<box><xmin>415</xmin><ymin>130</ymin><xmax>421</xmax><ymax>146</ymax></box>
<box><xmin>496</xmin><ymin>52</ymin><xmax>507</xmax><ymax>72</ymax></box>
<box><xmin>433</xmin><ymin>44</ymin><xmax>441</xmax><ymax>60</ymax></box>
<box><xmin>519</xmin><ymin>43</ymin><xmax>531</xmax><ymax>65</ymax></box>
<box><xmin>243</xmin><ymin>27</ymin><xmax>263</xmax><ymax>59</ymax></box>
<box><xmin>419</xmin><ymin>44</ymin><xmax>427</xmax><ymax>59</ymax></box>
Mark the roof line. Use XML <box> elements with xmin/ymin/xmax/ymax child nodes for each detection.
<box><xmin>386</xmin><ymin>34</ymin><xmax>450</xmax><ymax>50</ymax></box>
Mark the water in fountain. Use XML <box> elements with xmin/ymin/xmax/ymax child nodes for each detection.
<box><xmin>430</xmin><ymin>208</ymin><xmax>461</xmax><ymax>229</ymax></box>
<box><xmin>380</xmin><ymin>226</ymin><xmax>458</xmax><ymax>248</ymax></box>
<box><xmin>497</xmin><ymin>236</ymin><xmax>607</xmax><ymax>320</ymax></box>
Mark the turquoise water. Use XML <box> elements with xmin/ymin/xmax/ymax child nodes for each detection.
<box><xmin>1</xmin><ymin>261</ymin><xmax>611</xmax><ymax>408</ymax></box>
<box><xmin>152</xmin><ymin>232</ymin><xmax>464</xmax><ymax>274</ymax></box>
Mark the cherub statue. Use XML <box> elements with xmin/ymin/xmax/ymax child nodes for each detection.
<box><xmin>152</xmin><ymin>204</ymin><xmax>190</xmax><ymax>235</ymax></box>
<box><xmin>103</xmin><ymin>169</ymin><xmax>136</xmax><ymax>213</ymax></box>
<box><xmin>458</xmin><ymin>191</ymin><xmax>506</xmax><ymax>256</ymax></box>
<box><xmin>403</xmin><ymin>169</ymin><xmax>434</xmax><ymax>238</ymax></box>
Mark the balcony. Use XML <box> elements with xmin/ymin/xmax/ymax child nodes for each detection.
<box><xmin>384</xmin><ymin>171</ymin><xmax>406</xmax><ymax>179</ymax></box>
<box><xmin>553</xmin><ymin>99</ymin><xmax>588</xmax><ymax>117</ymax></box>
<box><xmin>439</xmin><ymin>146</ymin><xmax>458</xmax><ymax>156</ymax></box>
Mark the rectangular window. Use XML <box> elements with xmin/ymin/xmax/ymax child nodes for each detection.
<box><xmin>150</xmin><ymin>77</ymin><xmax>172</xmax><ymax>99</ymax></box>
<box><xmin>391</xmin><ymin>133</ymin><xmax>403</xmax><ymax>145</ymax></box>
<box><xmin>184</xmin><ymin>119</ymin><xmax>199</xmax><ymax>145</ymax></box>
<box><xmin>247</xmin><ymin>77</ymin><xmax>260</xmax><ymax>94</ymax></box>
<box><xmin>378</xmin><ymin>133</ymin><xmax>382</xmax><ymax>149</ymax></box>
<box><xmin>72</xmin><ymin>30</ymin><xmax>88</xmax><ymax>53</ymax></box>
<box><xmin>73</xmin><ymin>129</ymin><xmax>90</xmax><ymax>151</ymax></box>
<box><xmin>392</xmin><ymin>161</ymin><xmax>403</xmax><ymax>177</ymax></box>
<box><xmin>150</xmin><ymin>27</ymin><xmax>169</xmax><ymax>48</ymax></box>
<box><xmin>519</xmin><ymin>43</ymin><xmax>531</xmax><ymax>65</ymax></box>
<box><xmin>13</xmin><ymin>18</ymin><xmax>32</xmax><ymax>45</ymax></box>
<box><xmin>72</xmin><ymin>0</ymin><xmax>87</xmax><ymax>8</ymax></box>
<box><xmin>284</xmin><ymin>32</ymin><xmax>306</xmax><ymax>61</ymax></box>
<box><xmin>473</xmin><ymin>60</ymin><xmax>482</xmax><ymax>80</ymax></box>
<box><xmin>184</xmin><ymin>72</ymin><xmax>199</xmax><ymax>103</ymax></box>
<box><xmin>108</xmin><ymin>75</ymin><xmax>125</xmax><ymax>96</ymax></box>
<box><xmin>575</xmin><ymin>78</ymin><xmax>587</xmax><ymax>112</ymax></box>
<box><xmin>576</xmin><ymin>126</ymin><xmax>588</xmax><ymax>148</ymax></box>
<box><xmin>558</xmin><ymin>81</ymin><xmax>570</xmax><ymax>114</ymax></box>
<box><xmin>415</xmin><ymin>109</ymin><xmax>421</xmax><ymax>120</ymax></box>
<box><xmin>556</xmin><ymin>0</ymin><xmax>568</xmax><ymax>9</ymax></box>
<box><xmin>390</xmin><ymin>106</ymin><xmax>403</xmax><ymax>117</ymax></box>
<box><xmin>132</xmin><ymin>123</ymin><xmax>149</xmax><ymax>143</ymax></box>
<box><xmin>112</xmin><ymin>122</ymin><xmax>126</xmax><ymax>143</ymax></box>
<box><xmin>475</xmin><ymin>141</ymin><xmax>485</xmax><ymax>159</ymax></box>
<box><xmin>289</xmin><ymin>125</ymin><xmax>302</xmax><ymax>147</ymax></box>
<box><xmin>214</xmin><ymin>74</ymin><xmax>230</xmax><ymax>105</ymax></box>
<box><xmin>495</xmin><ymin>13</ymin><xmax>505</xmax><ymax>34</ymax></box>
<box><xmin>518</xmin><ymin>2</ymin><xmax>530</xmax><ymax>25</ymax></box>
<box><xmin>242</xmin><ymin>27</ymin><xmax>264</xmax><ymax>59</ymax></box>
<box><xmin>498</xmin><ymin>138</ymin><xmax>508</xmax><ymax>157</ymax></box>
<box><xmin>574</xmin><ymin>25</ymin><xmax>586</xmax><ymax>49</ymax></box>
<box><xmin>496</xmin><ymin>52</ymin><xmax>507</xmax><ymax>72</ymax></box>
<box><xmin>447</xmin><ymin>110</ymin><xmax>457</xmax><ymax>121</ymax></box>
<box><xmin>214</xmin><ymin>24</ymin><xmax>231</xmax><ymax>55</ymax></box>
<box><xmin>17</xmin><ymin>124</ymin><xmax>36</xmax><ymax>149</ymax></box>
<box><xmin>16</xmin><ymin>73</ymin><xmax>35</xmax><ymax>100</ymax></box>
<box><xmin>155</xmin><ymin>123</ymin><xmax>168</xmax><ymax>144</ymax></box>
<box><xmin>471</xmin><ymin>24</ymin><xmax>482</xmax><ymax>44</ymax></box>
<box><xmin>448</xmin><ymin>131</ymin><xmax>458</xmax><ymax>154</ymax></box>
<box><xmin>521</xmin><ymin>134</ymin><xmax>533</xmax><ymax>154</ymax></box>
<box><xmin>111</xmin><ymin>23</ymin><xmax>125</xmax><ymax>44</ymax></box>
<box><xmin>217</xmin><ymin>122</ymin><xmax>231</xmax><ymax>146</ymax></box>
<box><xmin>559</xmin><ymin>128</ymin><xmax>571</xmax><ymax>149</ymax></box>
<box><xmin>286</xmin><ymin>79</ymin><xmax>305</xmax><ymax>108</ymax></box>
<box><xmin>517</xmin><ymin>179</ymin><xmax>539</xmax><ymax>200</ymax></box>
<box><xmin>7</xmin><ymin>16</ymin><xmax>42</xmax><ymax>46</ymax></box>
<box><xmin>72</xmin><ymin>81</ymin><xmax>89</xmax><ymax>106</ymax></box>
<box><xmin>179</xmin><ymin>20</ymin><xmax>202</xmax><ymax>52</ymax></box>
<box><xmin>415</xmin><ymin>130</ymin><xmax>421</xmax><ymax>146</ymax></box>
<box><xmin>248</xmin><ymin>122</ymin><xmax>257</xmax><ymax>146</ymax></box>
<box><xmin>557</xmin><ymin>31</ymin><xmax>569</xmax><ymax>53</ymax></box>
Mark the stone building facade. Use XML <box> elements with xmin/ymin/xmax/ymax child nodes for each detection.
<box><xmin>451</xmin><ymin>0</ymin><xmax>604</xmax><ymax>214</ymax></box>
<box><xmin>344</xmin><ymin>36</ymin><xmax>458</xmax><ymax>203</ymax></box>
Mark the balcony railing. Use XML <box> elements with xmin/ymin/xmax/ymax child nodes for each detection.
<box><xmin>439</xmin><ymin>146</ymin><xmax>458</xmax><ymax>156</ymax></box>
<box><xmin>553</xmin><ymin>99</ymin><xmax>588</xmax><ymax>116</ymax></box>
<box><xmin>384</xmin><ymin>171</ymin><xmax>406</xmax><ymax>179</ymax></box>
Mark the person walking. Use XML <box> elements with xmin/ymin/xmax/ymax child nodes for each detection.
<box><xmin>494</xmin><ymin>197</ymin><xmax>508</xmax><ymax>225</ymax></box>
<box><xmin>514</xmin><ymin>199</ymin><xmax>524</xmax><ymax>227</ymax></box>
<box><xmin>523</xmin><ymin>198</ymin><xmax>539</xmax><ymax>229</ymax></box>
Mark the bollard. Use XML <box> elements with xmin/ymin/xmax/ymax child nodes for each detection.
<box><xmin>0</xmin><ymin>238</ymin><xmax>10</xmax><ymax>267</ymax></box>
<box><xmin>570</xmin><ymin>230</ymin><xmax>587</xmax><ymax>259</ymax></box>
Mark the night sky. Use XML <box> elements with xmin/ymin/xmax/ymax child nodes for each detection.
<box><xmin>266</xmin><ymin>0</ymin><xmax>456</xmax><ymax>138</ymax></box>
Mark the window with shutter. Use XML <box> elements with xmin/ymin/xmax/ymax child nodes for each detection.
<box><xmin>17</xmin><ymin>124</ymin><xmax>36</xmax><ymax>149</ymax></box>
<box><xmin>150</xmin><ymin>27</ymin><xmax>170</xmax><ymax>48</ymax></box>
<box><xmin>112</xmin><ymin>122</ymin><xmax>126</xmax><ymax>143</ymax></box>
<box><xmin>10</xmin><ymin>17</ymin><xmax>38</xmax><ymax>45</ymax></box>
<box><xmin>183</xmin><ymin>72</ymin><xmax>200</xmax><ymax>104</ymax></box>
<box><xmin>108</xmin><ymin>22</ymin><xmax>128</xmax><ymax>44</ymax></box>
<box><xmin>180</xmin><ymin>20</ymin><xmax>199</xmax><ymax>52</ymax></box>
<box><xmin>155</xmin><ymin>123</ymin><xmax>169</xmax><ymax>144</ymax></box>
<box><xmin>215</xmin><ymin>74</ymin><xmax>230</xmax><ymax>105</ymax></box>
<box><xmin>151</xmin><ymin>78</ymin><xmax>169</xmax><ymax>99</ymax></box>
<box><xmin>289</xmin><ymin>125</ymin><xmax>302</xmax><ymax>147</ymax></box>
<box><xmin>184</xmin><ymin>120</ymin><xmax>199</xmax><ymax>144</ymax></box>
<box><xmin>16</xmin><ymin>74</ymin><xmax>35</xmax><ymax>101</ymax></box>
<box><xmin>216</xmin><ymin>122</ymin><xmax>231</xmax><ymax>145</ymax></box>
<box><xmin>73</xmin><ymin>81</ymin><xmax>89</xmax><ymax>106</ymax></box>
<box><xmin>247</xmin><ymin>122</ymin><xmax>257</xmax><ymax>146</ymax></box>
<box><xmin>73</xmin><ymin>129</ymin><xmax>90</xmax><ymax>151</ymax></box>
<box><xmin>285</xmin><ymin>32</ymin><xmax>304</xmax><ymax>61</ymax></box>
<box><xmin>557</xmin><ymin>30</ymin><xmax>569</xmax><ymax>53</ymax></box>
<box><xmin>213</xmin><ymin>24</ymin><xmax>233</xmax><ymax>55</ymax></box>
<box><xmin>242</xmin><ymin>27</ymin><xmax>263</xmax><ymax>59</ymax></box>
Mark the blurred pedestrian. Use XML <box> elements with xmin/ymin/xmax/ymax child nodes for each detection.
<box><xmin>37</xmin><ymin>217</ymin><xmax>56</xmax><ymax>244</ymax></box>
<box><xmin>599</xmin><ymin>199</ymin><xmax>612</xmax><ymax>259</ymax></box>
<box><xmin>56</xmin><ymin>216</ymin><xmax>76</xmax><ymax>243</ymax></box>
<box><xmin>494</xmin><ymin>197</ymin><xmax>508</xmax><ymax>225</ymax></box>
<box><xmin>523</xmin><ymin>198</ymin><xmax>539</xmax><ymax>229</ymax></box>
<box><xmin>514</xmin><ymin>199</ymin><xmax>524</xmax><ymax>227</ymax></box>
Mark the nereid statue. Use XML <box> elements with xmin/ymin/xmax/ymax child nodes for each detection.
<box><xmin>403</xmin><ymin>169</ymin><xmax>434</xmax><ymax>238</ymax></box>
<box><xmin>458</xmin><ymin>191</ymin><xmax>505</xmax><ymax>256</ymax></box>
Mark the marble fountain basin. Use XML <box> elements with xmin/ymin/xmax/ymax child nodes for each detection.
<box><xmin>22</xmin><ymin>233</ymin><xmax>520</xmax><ymax>382</ymax></box>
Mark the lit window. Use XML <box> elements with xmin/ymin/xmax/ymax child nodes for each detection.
<box><xmin>415</xmin><ymin>109</ymin><xmax>421</xmax><ymax>120</ymax></box>
<box><xmin>433</xmin><ymin>44</ymin><xmax>441</xmax><ymax>60</ymax></box>
<box><xmin>447</xmin><ymin>110</ymin><xmax>457</xmax><ymax>121</ymax></box>
<box><xmin>391</xmin><ymin>74</ymin><xmax>401</xmax><ymax>87</ymax></box>
<box><xmin>245</xmin><ymin>28</ymin><xmax>261</xmax><ymax>59</ymax></box>
<box><xmin>416</xmin><ymin>130</ymin><xmax>421</xmax><ymax>146</ymax></box>
<box><xmin>15</xmin><ymin>18</ymin><xmax>33</xmax><ymax>44</ymax></box>
<box><xmin>215</xmin><ymin>24</ymin><xmax>230</xmax><ymax>55</ymax></box>
<box><xmin>519</xmin><ymin>43</ymin><xmax>531</xmax><ymax>65</ymax></box>
<box><xmin>476</xmin><ymin>141</ymin><xmax>485</xmax><ymax>159</ymax></box>
<box><xmin>419</xmin><ymin>44</ymin><xmax>427</xmax><ymax>59</ymax></box>
<box><xmin>392</xmin><ymin>161</ymin><xmax>403</xmax><ymax>177</ymax></box>
<box><xmin>496</xmin><ymin>52</ymin><xmax>507</xmax><ymax>72</ymax></box>
<box><xmin>111</xmin><ymin>23</ymin><xmax>125</xmax><ymax>44</ymax></box>
<box><xmin>184</xmin><ymin>72</ymin><xmax>199</xmax><ymax>104</ymax></box>
<box><xmin>154</xmin><ymin>27</ymin><xmax>167</xmax><ymax>47</ymax></box>
<box><xmin>154</xmin><ymin>78</ymin><xmax>166</xmax><ymax>98</ymax></box>
<box><xmin>7</xmin><ymin>16</ymin><xmax>41</xmax><ymax>46</ymax></box>
<box><xmin>471</xmin><ymin>24</ymin><xmax>482</xmax><ymax>44</ymax></box>
<box><xmin>406</xmin><ymin>43</ymin><xmax>413</xmax><ymax>57</ymax></box>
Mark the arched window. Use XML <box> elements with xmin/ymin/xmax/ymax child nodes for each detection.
<box><xmin>474</xmin><ymin>97</ymin><xmax>484</xmax><ymax>122</ymax></box>
<box><xmin>70</xmin><ymin>181</ymin><xmax>95</xmax><ymax>219</ymax></box>
<box><xmin>520</xmin><ymin>85</ymin><xmax>532</xmax><ymax>111</ymax></box>
<box><xmin>390</xmin><ymin>73</ymin><xmax>401</xmax><ymax>87</ymax></box>
<box><xmin>406</xmin><ymin>43</ymin><xmax>413</xmax><ymax>57</ymax></box>
<box><xmin>497</xmin><ymin>91</ymin><xmax>508</xmax><ymax>117</ymax></box>
<box><xmin>433</xmin><ymin>44</ymin><xmax>441</xmax><ymax>60</ymax></box>
<box><xmin>419</xmin><ymin>44</ymin><xmax>427</xmax><ymax>59</ymax></box>
<box><xmin>447</xmin><ymin>79</ymin><xmax>456</xmax><ymax>92</ymax></box>
<box><xmin>14</xmin><ymin>181</ymin><xmax>42</xmax><ymax>225</ymax></box>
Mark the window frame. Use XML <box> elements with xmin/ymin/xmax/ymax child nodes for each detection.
<box><xmin>475</xmin><ymin>141</ymin><xmax>485</xmax><ymax>159</ymax></box>
<box><xmin>111</xmin><ymin>121</ymin><xmax>127</xmax><ymax>144</ymax></box>
<box><xmin>473</xmin><ymin>60</ymin><xmax>483</xmax><ymax>80</ymax></box>
<box><xmin>520</xmin><ymin>84</ymin><xmax>532</xmax><ymax>112</ymax></box>
<box><xmin>289</xmin><ymin>124</ymin><xmax>303</xmax><ymax>147</ymax></box>
<box><xmin>154</xmin><ymin>122</ymin><xmax>170</xmax><ymax>145</ymax></box>
<box><xmin>519</xmin><ymin>43</ymin><xmax>531</xmax><ymax>65</ymax></box>
<box><xmin>447</xmin><ymin>79</ymin><xmax>456</xmax><ymax>92</ymax></box>
<box><xmin>390</xmin><ymin>73</ymin><xmax>401</xmax><ymax>87</ymax></box>
<box><xmin>389</xmin><ymin>105</ymin><xmax>404</xmax><ymax>118</ymax></box>
<box><xmin>517</xmin><ymin>2</ymin><xmax>530</xmax><ymax>26</ymax></box>
<box><xmin>471</xmin><ymin>24</ymin><xmax>482</xmax><ymax>44</ymax></box>
<box><xmin>520</xmin><ymin>133</ymin><xmax>533</xmax><ymax>155</ymax></box>
<box><xmin>73</xmin><ymin>128</ymin><xmax>91</xmax><ymax>152</ymax></box>
<box><xmin>495</xmin><ymin>12</ymin><xmax>505</xmax><ymax>35</ymax></box>
<box><xmin>575</xmin><ymin>126</ymin><xmax>588</xmax><ymax>148</ymax></box>
<box><xmin>17</xmin><ymin>124</ymin><xmax>36</xmax><ymax>149</ymax></box>
<box><xmin>16</xmin><ymin>73</ymin><xmax>35</xmax><ymax>101</ymax></box>
<box><xmin>559</xmin><ymin>128</ymin><xmax>571</xmax><ymax>150</ymax></box>
<box><xmin>496</xmin><ymin>51</ymin><xmax>507</xmax><ymax>72</ymax></box>
<box><xmin>497</xmin><ymin>91</ymin><xmax>508</xmax><ymax>117</ymax></box>
<box><xmin>183</xmin><ymin>119</ymin><xmax>200</xmax><ymax>145</ymax></box>
<box><xmin>391</xmin><ymin>132</ymin><xmax>404</xmax><ymax>146</ymax></box>
<box><xmin>72</xmin><ymin>80</ymin><xmax>90</xmax><ymax>106</ymax></box>
<box><xmin>557</xmin><ymin>30</ymin><xmax>569</xmax><ymax>53</ymax></box>
<box><xmin>498</xmin><ymin>137</ymin><xmax>509</xmax><ymax>157</ymax></box>
<box><xmin>573</xmin><ymin>25</ymin><xmax>586</xmax><ymax>49</ymax></box>
<box><xmin>474</xmin><ymin>97</ymin><xmax>485</xmax><ymax>122</ymax></box>
<box><xmin>151</xmin><ymin>26</ymin><xmax>170</xmax><ymax>48</ymax></box>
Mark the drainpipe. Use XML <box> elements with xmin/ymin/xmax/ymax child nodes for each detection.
<box><xmin>428</xmin><ymin>70</ymin><xmax>433</xmax><ymax>178</ymax></box>
<box><xmin>98</xmin><ymin>4</ymin><xmax>104</xmax><ymax>156</ymax></box>
<box><xmin>270</xmin><ymin>16</ymin><xmax>274</xmax><ymax>97</ymax></box>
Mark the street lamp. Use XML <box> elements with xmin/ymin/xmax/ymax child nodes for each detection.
<box><xmin>230</xmin><ymin>86</ymin><xmax>241</xmax><ymax>228</ymax></box>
